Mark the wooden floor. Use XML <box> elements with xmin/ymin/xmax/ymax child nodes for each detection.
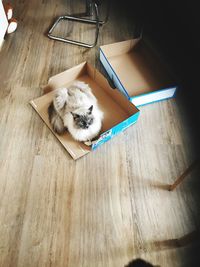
<box><xmin>0</xmin><ymin>1</ymin><xmax>200</xmax><ymax>266</ymax></box>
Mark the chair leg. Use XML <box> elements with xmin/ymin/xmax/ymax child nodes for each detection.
<box><xmin>168</xmin><ymin>159</ymin><xmax>199</xmax><ymax>191</ymax></box>
<box><xmin>85</xmin><ymin>0</ymin><xmax>110</xmax><ymax>25</ymax></box>
<box><xmin>177</xmin><ymin>230</ymin><xmax>199</xmax><ymax>246</ymax></box>
<box><xmin>47</xmin><ymin>1</ymin><xmax>106</xmax><ymax>48</ymax></box>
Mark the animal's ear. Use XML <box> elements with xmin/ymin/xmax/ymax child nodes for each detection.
<box><xmin>71</xmin><ymin>112</ymin><xmax>80</xmax><ymax>119</ymax></box>
<box><xmin>88</xmin><ymin>105</ymin><xmax>93</xmax><ymax>114</ymax></box>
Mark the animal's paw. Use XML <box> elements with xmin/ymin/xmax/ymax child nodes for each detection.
<box><xmin>84</xmin><ymin>140</ymin><xmax>92</xmax><ymax>146</ymax></box>
<box><xmin>84</xmin><ymin>138</ymin><xmax>98</xmax><ymax>146</ymax></box>
<box><xmin>54</xmin><ymin>88</ymin><xmax>68</xmax><ymax>111</ymax></box>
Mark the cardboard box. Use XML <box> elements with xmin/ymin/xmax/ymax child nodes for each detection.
<box><xmin>100</xmin><ymin>38</ymin><xmax>177</xmax><ymax>107</ymax></box>
<box><xmin>30</xmin><ymin>62</ymin><xmax>140</xmax><ymax>160</ymax></box>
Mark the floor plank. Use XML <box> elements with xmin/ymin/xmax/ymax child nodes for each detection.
<box><xmin>0</xmin><ymin>1</ymin><xmax>199</xmax><ymax>267</ymax></box>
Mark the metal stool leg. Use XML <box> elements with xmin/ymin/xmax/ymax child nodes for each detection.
<box><xmin>47</xmin><ymin>0</ymin><xmax>109</xmax><ymax>48</ymax></box>
<box><xmin>85</xmin><ymin>0</ymin><xmax>110</xmax><ymax>25</ymax></box>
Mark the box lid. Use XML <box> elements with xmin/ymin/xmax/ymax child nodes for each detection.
<box><xmin>100</xmin><ymin>38</ymin><xmax>176</xmax><ymax>100</ymax></box>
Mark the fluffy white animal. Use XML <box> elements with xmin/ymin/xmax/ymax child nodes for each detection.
<box><xmin>48</xmin><ymin>81</ymin><xmax>103</xmax><ymax>142</ymax></box>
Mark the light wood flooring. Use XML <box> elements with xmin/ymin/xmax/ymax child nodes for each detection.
<box><xmin>0</xmin><ymin>1</ymin><xmax>200</xmax><ymax>266</ymax></box>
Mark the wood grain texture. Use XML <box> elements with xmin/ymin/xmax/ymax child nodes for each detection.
<box><xmin>0</xmin><ymin>1</ymin><xmax>200</xmax><ymax>267</ymax></box>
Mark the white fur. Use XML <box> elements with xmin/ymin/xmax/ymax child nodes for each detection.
<box><xmin>53</xmin><ymin>88</ymin><xmax>68</xmax><ymax>112</ymax></box>
<box><xmin>52</xmin><ymin>81</ymin><xmax>103</xmax><ymax>142</ymax></box>
<box><xmin>63</xmin><ymin>106</ymin><xmax>103</xmax><ymax>142</ymax></box>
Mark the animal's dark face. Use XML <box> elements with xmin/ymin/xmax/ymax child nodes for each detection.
<box><xmin>71</xmin><ymin>105</ymin><xmax>94</xmax><ymax>129</ymax></box>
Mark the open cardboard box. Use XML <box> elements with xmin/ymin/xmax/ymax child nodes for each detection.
<box><xmin>100</xmin><ymin>38</ymin><xmax>177</xmax><ymax>106</ymax></box>
<box><xmin>30</xmin><ymin>62</ymin><xmax>140</xmax><ymax>160</ymax></box>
